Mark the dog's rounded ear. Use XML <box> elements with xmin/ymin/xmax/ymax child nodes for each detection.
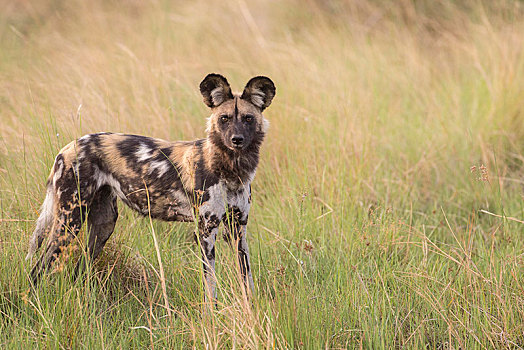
<box><xmin>241</xmin><ymin>76</ymin><xmax>276</xmax><ymax>111</ymax></box>
<box><xmin>199</xmin><ymin>74</ymin><xmax>234</xmax><ymax>108</ymax></box>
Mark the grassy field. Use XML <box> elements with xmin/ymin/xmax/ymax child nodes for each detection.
<box><xmin>1</xmin><ymin>0</ymin><xmax>523</xmax><ymax>348</ymax></box>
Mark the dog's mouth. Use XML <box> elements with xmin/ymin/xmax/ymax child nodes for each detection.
<box><xmin>226</xmin><ymin>140</ymin><xmax>248</xmax><ymax>151</ymax></box>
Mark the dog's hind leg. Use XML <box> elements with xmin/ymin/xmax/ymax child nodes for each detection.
<box><xmin>26</xmin><ymin>185</ymin><xmax>55</xmax><ymax>262</ymax></box>
<box><xmin>75</xmin><ymin>185</ymin><xmax>118</xmax><ymax>277</ymax></box>
<box><xmin>30</xmin><ymin>201</ymin><xmax>87</xmax><ymax>285</ymax></box>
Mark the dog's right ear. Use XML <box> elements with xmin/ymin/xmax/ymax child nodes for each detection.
<box><xmin>199</xmin><ymin>74</ymin><xmax>234</xmax><ymax>108</ymax></box>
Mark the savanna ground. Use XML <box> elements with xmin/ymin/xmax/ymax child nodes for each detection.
<box><xmin>0</xmin><ymin>0</ymin><xmax>523</xmax><ymax>348</ymax></box>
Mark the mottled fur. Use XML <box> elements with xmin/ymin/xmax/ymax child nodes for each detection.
<box><xmin>27</xmin><ymin>74</ymin><xmax>276</xmax><ymax>300</ymax></box>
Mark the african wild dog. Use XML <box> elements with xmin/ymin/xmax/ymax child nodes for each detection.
<box><xmin>26</xmin><ymin>73</ymin><xmax>276</xmax><ymax>300</ymax></box>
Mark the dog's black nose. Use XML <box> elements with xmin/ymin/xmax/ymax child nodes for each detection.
<box><xmin>231</xmin><ymin>135</ymin><xmax>244</xmax><ymax>146</ymax></box>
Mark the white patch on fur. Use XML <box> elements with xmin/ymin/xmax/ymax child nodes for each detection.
<box><xmin>73</xmin><ymin>161</ymin><xmax>80</xmax><ymax>178</ymax></box>
<box><xmin>198</xmin><ymin>182</ymin><xmax>227</xmax><ymax>219</ymax></box>
<box><xmin>92</xmin><ymin>166</ymin><xmax>144</xmax><ymax>212</ymax></box>
<box><xmin>249</xmin><ymin>88</ymin><xmax>265</xmax><ymax>108</ymax></box>
<box><xmin>261</xmin><ymin>118</ymin><xmax>270</xmax><ymax>133</ymax></box>
<box><xmin>197</xmin><ymin>180</ymin><xmax>252</xmax><ymax>223</ymax></box>
<box><xmin>52</xmin><ymin>158</ymin><xmax>64</xmax><ymax>187</ymax></box>
<box><xmin>78</xmin><ymin>134</ymin><xmax>90</xmax><ymax>142</ymax></box>
<box><xmin>246</xmin><ymin>171</ymin><xmax>256</xmax><ymax>184</ymax></box>
<box><xmin>77</xmin><ymin>150</ymin><xmax>87</xmax><ymax>161</ymax></box>
<box><xmin>135</xmin><ymin>143</ymin><xmax>153</xmax><ymax>162</ymax></box>
<box><xmin>227</xmin><ymin>183</ymin><xmax>251</xmax><ymax>221</ymax></box>
<box><xmin>26</xmin><ymin>186</ymin><xmax>55</xmax><ymax>261</ymax></box>
<box><xmin>148</xmin><ymin>160</ymin><xmax>170</xmax><ymax>177</ymax></box>
<box><xmin>205</xmin><ymin>115</ymin><xmax>213</xmax><ymax>133</ymax></box>
<box><xmin>210</xmin><ymin>87</ymin><xmax>225</xmax><ymax>106</ymax></box>
<box><xmin>93</xmin><ymin>166</ymin><xmax>126</xmax><ymax>201</ymax></box>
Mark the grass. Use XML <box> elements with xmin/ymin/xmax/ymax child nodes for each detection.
<box><xmin>0</xmin><ymin>0</ymin><xmax>523</xmax><ymax>348</ymax></box>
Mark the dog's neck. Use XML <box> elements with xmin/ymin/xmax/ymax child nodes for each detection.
<box><xmin>204</xmin><ymin>131</ymin><xmax>264</xmax><ymax>185</ymax></box>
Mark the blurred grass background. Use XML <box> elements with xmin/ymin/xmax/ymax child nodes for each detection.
<box><xmin>0</xmin><ymin>0</ymin><xmax>523</xmax><ymax>348</ymax></box>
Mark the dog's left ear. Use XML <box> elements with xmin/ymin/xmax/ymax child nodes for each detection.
<box><xmin>241</xmin><ymin>76</ymin><xmax>276</xmax><ymax>111</ymax></box>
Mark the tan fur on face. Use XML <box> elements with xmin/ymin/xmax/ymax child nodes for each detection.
<box><xmin>206</xmin><ymin>94</ymin><xmax>269</xmax><ymax>134</ymax></box>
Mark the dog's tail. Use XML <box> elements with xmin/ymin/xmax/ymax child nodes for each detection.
<box><xmin>26</xmin><ymin>183</ymin><xmax>55</xmax><ymax>262</ymax></box>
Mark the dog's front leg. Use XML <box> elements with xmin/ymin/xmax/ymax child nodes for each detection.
<box><xmin>198</xmin><ymin>215</ymin><xmax>219</xmax><ymax>303</ymax></box>
<box><xmin>224</xmin><ymin>207</ymin><xmax>255</xmax><ymax>295</ymax></box>
<box><xmin>237</xmin><ymin>224</ymin><xmax>255</xmax><ymax>294</ymax></box>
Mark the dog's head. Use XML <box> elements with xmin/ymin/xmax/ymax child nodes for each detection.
<box><xmin>200</xmin><ymin>74</ymin><xmax>275</xmax><ymax>152</ymax></box>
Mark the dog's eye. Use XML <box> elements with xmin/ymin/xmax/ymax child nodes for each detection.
<box><xmin>220</xmin><ymin>115</ymin><xmax>229</xmax><ymax>123</ymax></box>
<box><xmin>244</xmin><ymin>115</ymin><xmax>254</xmax><ymax>123</ymax></box>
